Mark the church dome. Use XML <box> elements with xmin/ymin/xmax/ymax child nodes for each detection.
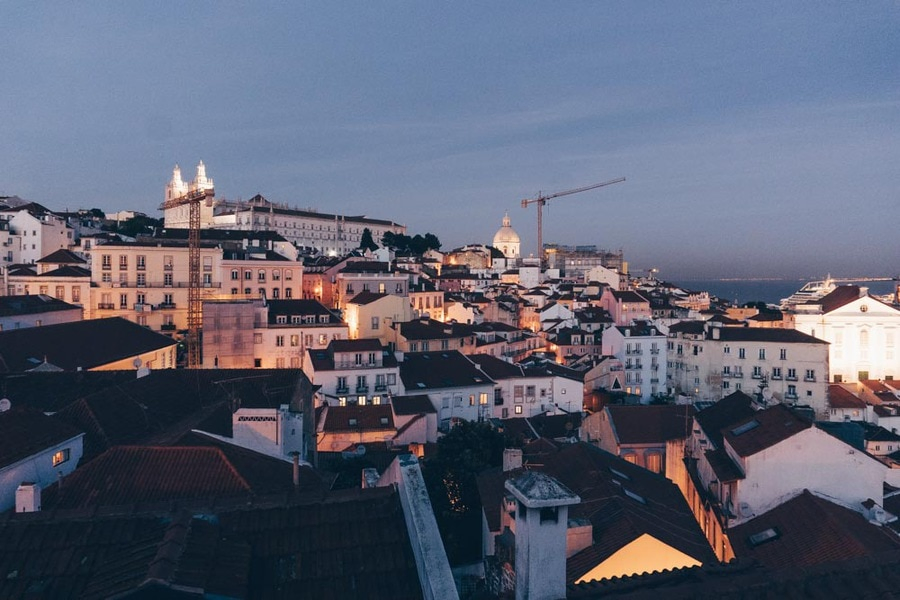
<box><xmin>493</xmin><ymin>213</ymin><xmax>520</xmax><ymax>259</ymax></box>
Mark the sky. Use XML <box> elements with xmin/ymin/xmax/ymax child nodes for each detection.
<box><xmin>1</xmin><ymin>2</ymin><xmax>898</xmax><ymax>279</ymax></box>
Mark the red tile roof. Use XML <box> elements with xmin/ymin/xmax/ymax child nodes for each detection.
<box><xmin>723</xmin><ymin>404</ymin><xmax>812</xmax><ymax>458</ymax></box>
<box><xmin>828</xmin><ymin>385</ymin><xmax>867</xmax><ymax>409</ymax></box>
<box><xmin>44</xmin><ymin>444</ymin><xmax>321</xmax><ymax>510</ymax></box>
<box><xmin>321</xmin><ymin>404</ymin><xmax>395</xmax><ymax>432</ymax></box>
<box><xmin>0</xmin><ymin>409</ymin><xmax>83</xmax><ymax>469</ymax></box>
<box><xmin>605</xmin><ymin>405</ymin><xmax>694</xmax><ymax>445</ymax></box>
<box><xmin>729</xmin><ymin>490</ymin><xmax>900</xmax><ymax>568</ymax></box>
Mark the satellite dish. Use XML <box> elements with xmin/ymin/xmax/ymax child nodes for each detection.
<box><xmin>133</xmin><ymin>357</ymin><xmax>142</xmax><ymax>368</ymax></box>
<box><xmin>0</xmin><ymin>399</ymin><xmax>10</xmax><ymax>412</ymax></box>
<box><xmin>356</xmin><ymin>444</ymin><xmax>367</xmax><ymax>456</ymax></box>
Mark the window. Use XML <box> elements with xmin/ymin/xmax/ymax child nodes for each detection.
<box><xmin>72</xmin><ymin>287</ymin><xmax>80</xmax><ymax>302</ymax></box>
<box><xmin>805</xmin><ymin>369</ymin><xmax>815</xmax><ymax>381</ymax></box>
<box><xmin>231</xmin><ymin>269</ymin><xmax>239</xmax><ymax>280</ymax></box>
<box><xmin>102</xmin><ymin>273</ymin><xmax>112</xmax><ymax>283</ymax></box>
<box><xmin>258</xmin><ymin>269</ymin><xmax>266</xmax><ymax>282</ymax></box>
<box><xmin>119</xmin><ymin>293</ymin><xmax>128</xmax><ymax>308</ymax></box>
<box><xmin>137</xmin><ymin>255</ymin><xmax>146</xmax><ymax>270</ymax></box>
<box><xmin>779</xmin><ymin>348</ymin><xmax>787</xmax><ymax>360</ymax></box>
<box><xmin>752</xmin><ymin>366</ymin><xmax>762</xmax><ymax>378</ymax></box>
<box><xmin>276</xmin><ymin>357</ymin><xmax>285</xmax><ymax>368</ymax></box>
<box><xmin>290</xmin><ymin>335</ymin><xmax>299</xmax><ymax>347</ymax></box>
<box><xmin>101</xmin><ymin>254</ymin><xmax>111</xmax><ymax>269</ymax></box>
<box><xmin>254</xmin><ymin>358</ymin><xmax>262</xmax><ymax>368</ymax></box>
<box><xmin>164</xmin><ymin>273</ymin><xmax>173</xmax><ymax>286</ymax></box>
<box><xmin>723</xmin><ymin>345</ymin><xmax>730</xmax><ymax>354</ymax></box>
<box><xmin>371</xmin><ymin>316</ymin><xmax>380</xmax><ymax>330</ymax></box>
<box><xmin>118</xmin><ymin>255</ymin><xmax>128</xmax><ymax>269</ymax></box>
<box><xmin>514</xmin><ymin>405</ymin><xmax>523</xmax><ymax>414</ymax></box>
<box><xmin>337</xmin><ymin>376</ymin><xmax>348</xmax><ymax>391</ymax></box>
<box><xmin>787</xmin><ymin>384</ymin><xmax>797</xmax><ymax>398</ymax></box>
<box><xmin>540</xmin><ymin>507</ymin><xmax>558</xmax><ymax>523</ymax></box>
<box><xmin>378</xmin><ymin>283</ymin><xmax>385</xmax><ymax>294</ymax></box>
<box><xmin>285</xmin><ymin>288</ymin><xmax>292</xmax><ymax>298</ymax></box>
<box><xmin>136</xmin><ymin>293</ymin><xmax>145</xmax><ymax>305</ymax></box>
<box><xmin>758</xmin><ymin>348</ymin><xmax>766</xmax><ymax>360</ymax></box>
<box><xmin>163</xmin><ymin>293</ymin><xmax>174</xmax><ymax>305</ymax></box>
<box><xmin>738</xmin><ymin>348</ymin><xmax>745</xmax><ymax>359</ymax></box>
<box><xmin>787</xmin><ymin>368</ymin><xmax>797</xmax><ymax>381</ymax></box>
<box><xmin>55</xmin><ymin>286</ymin><xmax>64</xmax><ymax>300</ymax></box>
<box><xmin>245</xmin><ymin>270</ymin><xmax>252</xmax><ymax>280</ymax></box>
<box><xmin>52</xmin><ymin>448</ymin><xmax>70</xmax><ymax>466</ymax></box>
<box><xmin>276</xmin><ymin>336</ymin><xmax>285</xmax><ymax>347</ymax></box>
<box><xmin>479</xmin><ymin>393</ymin><xmax>488</xmax><ymax>405</ymax></box>
<box><xmin>137</xmin><ymin>273</ymin><xmax>146</xmax><ymax>286</ymax></box>
<box><xmin>285</xmin><ymin>270</ymin><xmax>293</xmax><ymax>280</ymax></box>
<box><xmin>772</xmin><ymin>367</ymin><xmax>782</xmax><ymax>379</ymax></box>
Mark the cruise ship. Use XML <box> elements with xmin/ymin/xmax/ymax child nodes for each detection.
<box><xmin>780</xmin><ymin>277</ymin><xmax>836</xmax><ymax>310</ymax></box>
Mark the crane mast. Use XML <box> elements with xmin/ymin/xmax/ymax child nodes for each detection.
<box><xmin>160</xmin><ymin>187</ymin><xmax>212</xmax><ymax>368</ymax></box>
<box><xmin>521</xmin><ymin>177</ymin><xmax>625</xmax><ymax>267</ymax></box>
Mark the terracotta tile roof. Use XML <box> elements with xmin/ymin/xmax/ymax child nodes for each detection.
<box><xmin>34</xmin><ymin>265</ymin><xmax>92</xmax><ymax>278</ymax></box>
<box><xmin>0</xmin><ymin>485</ymin><xmax>420</xmax><ymax>600</ymax></box>
<box><xmin>347</xmin><ymin>290</ymin><xmax>390</xmax><ymax>305</ymax></box>
<box><xmin>0</xmin><ymin>409</ymin><xmax>83</xmax><ymax>469</ymax></box>
<box><xmin>695</xmin><ymin>391</ymin><xmax>756</xmax><ymax>447</ymax></box>
<box><xmin>36</xmin><ymin>248</ymin><xmax>86</xmax><ymax>264</ymax></box>
<box><xmin>729</xmin><ymin>490</ymin><xmax>900</xmax><ymax>569</ymax></box>
<box><xmin>321</xmin><ymin>404</ymin><xmax>395</xmax><ymax>432</ymax></box>
<box><xmin>605</xmin><ymin>405</ymin><xmax>694</xmax><ymax>445</ymax></box>
<box><xmin>817</xmin><ymin>285</ymin><xmax>862</xmax><ymax>313</ymax></box>
<box><xmin>722</xmin><ymin>404</ymin><xmax>812</xmax><ymax>458</ymax></box>
<box><xmin>400</xmin><ymin>351</ymin><xmax>493</xmax><ymax>390</ymax></box>
<box><xmin>566</xmin><ymin>550</ymin><xmax>900</xmax><ymax>599</ymax></box>
<box><xmin>328</xmin><ymin>338</ymin><xmax>385</xmax><ymax>353</ymax></box>
<box><xmin>44</xmin><ymin>443</ymin><xmax>322</xmax><ymax>510</ymax></box>
<box><xmin>395</xmin><ymin>318</ymin><xmax>475</xmax><ymax>340</ymax></box>
<box><xmin>470</xmin><ymin>353</ymin><xmax>525</xmax><ymax>380</ymax></box>
<box><xmin>828</xmin><ymin>384</ymin><xmax>867</xmax><ymax>409</ymax></box>
<box><xmin>704</xmin><ymin>448</ymin><xmax>744</xmax><ymax>482</ymax></box>
<box><xmin>0</xmin><ymin>294</ymin><xmax>81</xmax><ymax>317</ymax></box>
<box><xmin>478</xmin><ymin>443</ymin><xmax>714</xmax><ymax>583</ymax></box>
<box><xmin>265</xmin><ymin>299</ymin><xmax>340</xmax><ymax>323</ymax></box>
<box><xmin>611</xmin><ymin>291</ymin><xmax>649</xmax><ymax>303</ymax></box>
<box><xmin>0</xmin><ymin>317</ymin><xmax>177</xmax><ymax>372</ymax></box>
<box><xmin>390</xmin><ymin>394</ymin><xmax>436</xmax><ymax>415</ymax></box>
<box><xmin>712</xmin><ymin>327</ymin><xmax>828</xmax><ymax>344</ymax></box>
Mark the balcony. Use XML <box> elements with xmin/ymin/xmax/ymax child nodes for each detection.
<box><xmin>732</xmin><ymin>372</ymin><xmax>743</xmax><ymax>379</ymax></box>
<box><xmin>626</xmin><ymin>349</ymin><xmax>643</xmax><ymax>356</ymax></box>
<box><xmin>651</xmin><ymin>377</ymin><xmax>659</xmax><ymax>384</ymax></box>
<box><xmin>771</xmin><ymin>374</ymin><xmax>782</xmax><ymax>380</ymax></box>
<box><xmin>785</xmin><ymin>392</ymin><xmax>799</xmax><ymax>400</ymax></box>
<box><xmin>786</xmin><ymin>376</ymin><xmax>798</xmax><ymax>382</ymax></box>
<box><xmin>158</xmin><ymin>303</ymin><xmax>176</xmax><ymax>309</ymax></box>
<box><xmin>721</xmin><ymin>371</ymin><xmax>731</xmax><ymax>378</ymax></box>
<box><xmin>650</xmin><ymin>349</ymin><xmax>660</xmax><ymax>355</ymax></box>
<box><xmin>804</xmin><ymin>376</ymin><xmax>816</xmax><ymax>382</ymax></box>
<box><xmin>336</xmin><ymin>386</ymin><xmax>349</xmax><ymax>395</ymax></box>
<box><xmin>160</xmin><ymin>323</ymin><xmax>177</xmax><ymax>331</ymax></box>
<box><xmin>97</xmin><ymin>303</ymin><xmax>115</xmax><ymax>310</ymax></box>
<box><xmin>356</xmin><ymin>385</ymin><xmax>369</xmax><ymax>394</ymax></box>
<box><xmin>164</xmin><ymin>264</ymin><xmax>173</xmax><ymax>271</ymax></box>
<box><xmin>374</xmin><ymin>384</ymin><xmax>387</xmax><ymax>392</ymax></box>
<box><xmin>752</xmin><ymin>374</ymin><xmax>762</xmax><ymax>379</ymax></box>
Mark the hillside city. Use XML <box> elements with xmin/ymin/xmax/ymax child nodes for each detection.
<box><xmin>2</xmin><ymin>162</ymin><xmax>900</xmax><ymax>599</ymax></box>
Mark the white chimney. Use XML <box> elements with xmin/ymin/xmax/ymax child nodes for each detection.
<box><xmin>503</xmin><ymin>448</ymin><xmax>523</xmax><ymax>472</ymax></box>
<box><xmin>16</xmin><ymin>482</ymin><xmax>41</xmax><ymax>513</ymax></box>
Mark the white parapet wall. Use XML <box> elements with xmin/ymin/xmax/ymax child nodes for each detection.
<box><xmin>378</xmin><ymin>454</ymin><xmax>459</xmax><ymax>600</ymax></box>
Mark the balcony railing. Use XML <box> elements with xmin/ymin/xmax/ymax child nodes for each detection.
<box><xmin>374</xmin><ymin>384</ymin><xmax>387</xmax><ymax>392</ymax></box>
<box><xmin>97</xmin><ymin>303</ymin><xmax>115</xmax><ymax>310</ymax></box>
<box><xmin>785</xmin><ymin>392</ymin><xmax>798</xmax><ymax>400</ymax></box>
<box><xmin>650</xmin><ymin>348</ymin><xmax>660</xmax><ymax>355</ymax></box>
<box><xmin>160</xmin><ymin>323</ymin><xmax>177</xmax><ymax>331</ymax></box>
<box><xmin>732</xmin><ymin>372</ymin><xmax>743</xmax><ymax>379</ymax></box>
<box><xmin>804</xmin><ymin>376</ymin><xmax>816</xmax><ymax>382</ymax></box>
<box><xmin>158</xmin><ymin>303</ymin><xmax>177</xmax><ymax>309</ymax></box>
<box><xmin>786</xmin><ymin>376</ymin><xmax>798</xmax><ymax>381</ymax></box>
<box><xmin>356</xmin><ymin>385</ymin><xmax>369</xmax><ymax>394</ymax></box>
<box><xmin>336</xmin><ymin>386</ymin><xmax>349</xmax><ymax>395</ymax></box>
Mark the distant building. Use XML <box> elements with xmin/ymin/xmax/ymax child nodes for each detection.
<box><xmin>793</xmin><ymin>285</ymin><xmax>900</xmax><ymax>383</ymax></box>
<box><xmin>0</xmin><ymin>294</ymin><xmax>82</xmax><ymax>330</ymax></box>
<box><xmin>492</xmin><ymin>212</ymin><xmax>520</xmax><ymax>260</ymax></box>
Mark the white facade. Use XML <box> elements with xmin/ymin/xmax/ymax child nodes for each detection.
<box><xmin>163</xmin><ymin>162</ymin><xmax>216</xmax><ymax>228</ymax></box>
<box><xmin>492</xmin><ymin>213</ymin><xmax>520</xmax><ymax>260</ymax></box>
<box><xmin>4</xmin><ymin>210</ymin><xmax>73</xmax><ymax>265</ymax></box>
<box><xmin>231</xmin><ymin>405</ymin><xmax>304</xmax><ymax>460</ymax></box>
<box><xmin>793</xmin><ymin>292</ymin><xmax>900</xmax><ymax>383</ymax></box>
<box><xmin>668</xmin><ymin>323</ymin><xmax>830</xmax><ymax>416</ymax></box>
<box><xmin>0</xmin><ymin>432</ymin><xmax>84</xmax><ymax>513</ymax></box>
<box><xmin>603</xmin><ymin>324</ymin><xmax>667</xmax><ymax>402</ymax></box>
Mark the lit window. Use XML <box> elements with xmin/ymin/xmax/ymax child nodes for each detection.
<box><xmin>52</xmin><ymin>448</ymin><xmax>70</xmax><ymax>467</ymax></box>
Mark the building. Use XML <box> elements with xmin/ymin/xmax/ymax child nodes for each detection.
<box><xmin>212</xmin><ymin>193</ymin><xmax>406</xmax><ymax>257</ymax></box>
<box><xmin>0</xmin><ymin>294</ymin><xmax>82</xmax><ymax>330</ymax></box>
<box><xmin>599</xmin><ymin>288</ymin><xmax>651</xmax><ymax>326</ymax></box>
<box><xmin>492</xmin><ymin>213</ymin><xmax>521</xmax><ymax>260</ymax></box>
<box><xmin>0</xmin><ymin>407</ymin><xmax>84</xmax><ymax>512</ymax></box>
<box><xmin>399</xmin><ymin>351</ymin><xmax>495</xmax><ymax>427</ymax></box>
<box><xmin>5</xmin><ymin>249</ymin><xmax>91</xmax><ymax>305</ymax></box>
<box><xmin>668</xmin><ymin>321</ymin><xmax>830</xmax><ymax>416</ymax></box>
<box><xmin>793</xmin><ymin>285</ymin><xmax>900</xmax><ymax>383</ymax></box>
<box><xmin>0</xmin><ymin>317</ymin><xmax>178</xmax><ymax>372</ymax></box>
<box><xmin>0</xmin><ymin>202</ymin><xmax>73</xmax><ymax>265</ymax></box>
<box><xmin>202</xmin><ymin>298</ymin><xmax>346</xmax><ymax>369</ymax></box>
<box><xmin>306</xmin><ymin>339</ymin><xmax>401</xmax><ymax>407</ymax></box>
<box><xmin>602</xmin><ymin>321</ymin><xmax>667</xmax><ymax>401</ymax></box>
<box><xmin>344</xmin><ymin>291</ymin><xmax>414</xmax><ymax>342</ymax></box>
<box><xmin>470</xmin><ymin>353</ymin><xmax>583</xmax><ymax>419</ymax></box>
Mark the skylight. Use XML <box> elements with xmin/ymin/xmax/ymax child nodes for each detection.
<box><xmin>624</xmin><ymin>489</ymin><xmax>646</xmax><ymax>504</ymax></box>
<box><xmin>609</xmin><ymin>467</ymin><xmax>630</xmax><ymax>480</ymax></box>
<box><xmin>747</xmin><ymin>527</ymin><xmax>779</xmax><ymax>546</ymax></box>
<box><xmin>731</xmin><ymin>420</ymin><xmax>760</xmax><ymax>436</ymax></box>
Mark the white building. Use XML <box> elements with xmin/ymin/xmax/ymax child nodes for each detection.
<box><xmin>0</xmin><ymin>407</ymin><xmax>85</xmax><ymax>512</ymax></box>
<box><xmin>492</xmin><ymin>212</ymin><xmax>520</xmax><ymax>260</ymax></box>
<box><xmin>399</xmin><ymin>351</ymin><xmax>495</xmax><ymax>427</ymax></box>
<box><xmin>793</xmin><ymin>285</ymin><xmax>900</xmax><ymax>383</ymax></box>
<box><xmin>668</xmin><ymin>321</ymin><xmax>830</xmax><ymax>417</ymax></box>
<box><xmin>1</xmin><ymin>203</ymin><xmax>73</xmax><ymax>265</ymax></box>
<box><xmin>602</xmin><ymin>321</ymin><xmax>667</xmax><ymax>402</ymax></box>
<box><xmin>162</xmin><ymin>162</ymin><xmax>216</xmax><ymax>228</ymax></box>
<box><xmin>306</xmin><ymin>339</ymin><xmax>401</xmax><ymax>407</ymax></box>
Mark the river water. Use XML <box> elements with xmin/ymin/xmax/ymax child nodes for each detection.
<box><xmin>671</xmin><ymin>279</ymin><xmax>898</xmax><ymax>306</ymax></box>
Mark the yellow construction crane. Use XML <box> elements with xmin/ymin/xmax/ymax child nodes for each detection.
<box><xmin>159</xmin><ymin>187</ymin><xmax>212</xmax><ymax>368</ymax></box>
<box><xmin>521</xmin><ymin>177</ymin><xmax>625</xmax><ymax>266</ymax></box>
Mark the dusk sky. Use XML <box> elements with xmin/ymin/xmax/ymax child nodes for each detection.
<box><xmin>2</xmin><ymin>3</ymin><xmax>897</xmax><ymax>279</ymax></box>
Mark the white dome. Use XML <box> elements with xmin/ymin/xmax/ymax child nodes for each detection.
<box><xmin>493</xmin><ymin>213</ymin><xmax>520</xmax><ymax>259</ymax></box>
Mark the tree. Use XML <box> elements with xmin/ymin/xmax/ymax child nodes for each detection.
<box><xmin>359</xmin><ymin>227</ymin><xmax>378</xmax><ymax>252</ymax></box>
<box><xmin>422</xmin><ymin>421</ymin><xmax>505</xmax><ymax>564</ymax></box>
